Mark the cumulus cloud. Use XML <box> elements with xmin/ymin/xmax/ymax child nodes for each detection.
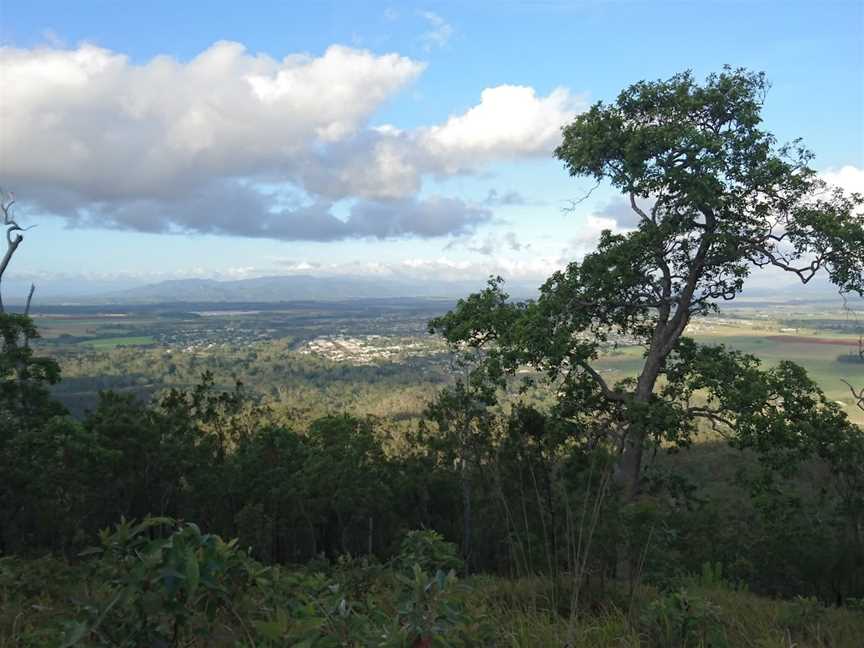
<box><xmin>821</xmin><ymin>165</ymin><xmax>864</xmax><ymax>195</ymax></box>
<box><xmin>290</xmin><ymin>130</ymin><xmax>425</xmax><ymax>200</ymax></box>
<box><xmin>381</xmin><ymin>256</ymin><xmax>559</xmax><ymax>282</ymax></box>
<box><xmin>0</xmin><ymin>41</ymin><xmax>583</xmax><ymax>241</ymax></box>
<box><xmin>419</xmin><ymin>85</ymin><xmax>583</xmax><ymax>171</ymax></box>
<box><xmin>287</xmin><ymin>84</ymin><xmax>584</xmax><ymax>201</ymax></box>
<box><xmin>1</xmin><ymin>42</ymin><xmax>423</xmax><ymax>201</ymax></box>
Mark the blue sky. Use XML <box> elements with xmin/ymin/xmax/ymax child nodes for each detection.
<box><xmin>1</xmin><ymin>0</ymin><xmax>862</xmax><ymax>297</ymax></box>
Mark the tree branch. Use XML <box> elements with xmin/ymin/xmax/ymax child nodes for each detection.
<box><xmin>575</xmin><ymin>359</ymin><xmax>628</xmax><ymax>402</ymax></box>
<box><xmin>0</xmin><ymin>191</ymin><xmax>37</xmax><ymax>314</ymax></box>
<box><xmin>748</xmin><ymin>247</ymin><xmax>824</xmax><ymax>284</ymax></box>
<box><xmin>841</xmin><ymin>379</ymin><xmax>864</xmax><ymax>413</ymax></box>
<box><xmin>685</xmin><ymin>407</ymin><xmax>735</xmax><ymax>436</ymax></box>
<box><xmin>24</xmin><ymin>283</ymin><xmax>35</xmax><ymax>316</ymax></box>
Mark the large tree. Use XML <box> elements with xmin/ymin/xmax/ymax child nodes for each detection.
<box><xmin>431</xmin><ymin>68</ymin><xmax>864</xmax><ymax>502</ymax></box>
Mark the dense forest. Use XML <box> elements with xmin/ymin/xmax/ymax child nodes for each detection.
<box><xmin>3</xmin><ymin>68</ymin><xmax>864</xmax><ymax>646</ymax></box>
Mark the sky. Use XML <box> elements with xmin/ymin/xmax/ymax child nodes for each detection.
<box><xmin>0</xmin><ymin>0</ymin><xmax>862</xmax><ymax>298</ymax></box>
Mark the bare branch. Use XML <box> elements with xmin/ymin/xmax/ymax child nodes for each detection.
<box><xmin>562</xmin><ymin>180</ymin><xmax>602</xmax><ymax>214</ymax></box>
<box><xmin>629</xmin><ymin>192</ymin><xmax>651</xmax><ymax>222</ymax></box>
<box><xmin>576</xmin><ymin>359</ymin><xmax>628</xmax><ymax>403</ymax></box>
<box><xmin>24</xmin><ymin>283</ymin><xmax>35</xmax><ymax>316</ymax></box>
<box><xmin>685</xmin><ymin>407</ymin><xmax>735</xmax><ymax>437</ymax></box>
<box><xmin>0</xmin><ymin>190</ymin><xmax>37</xmax><ymax>315</ymax></box>
<box><xmin>841</xmin><ymin>379</ymin><xmax>864</xmax><ymax>413</ymax></box>
<box><xmin>747</xmin><ymin>247</ymin><xmax>824</xmax><ymax>284</ymax></box>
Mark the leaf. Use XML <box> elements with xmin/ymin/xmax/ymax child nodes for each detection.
<box><xmin>131</xmin><ymin>516</ymin><xmax>174</xmax><ymax>538</ymax></box>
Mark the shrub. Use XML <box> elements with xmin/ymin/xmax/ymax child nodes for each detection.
<box><xmin>396</xmin><ymin>529</ymin><xmax>464</xmax><ymax>575</ymax></box>
<box><xmin>59</xmin><ymin>516</ymin><xmax>263</xmax><ymax>646</ymax></box>
<box><xmin>641</xmin><ymin>588</ymin><xmax>728</xmax><ymax>648</ymax></box>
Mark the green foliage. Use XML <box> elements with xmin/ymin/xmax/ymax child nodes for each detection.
<box><xmin>60</xmin><ymin>517</ymin><xmax>261</xmax><ymax>647</ymax></box>
<box><xmin>432</xmin><ymin>66</ymin><xmax>864</xmax><ymax>484</ymax></box>
<box><xmin>0</xmin><ymin>313</ymin><xmax>65</xmax><ymax>431</ymax></box>
<box><xmin>777</xmin><ymin>596</ymin><xmax>825</xmax><ymax>639</ymax></box>
<box><xmin>7</xmin><ymin>552</ymin><xmax>863</xmax><ymax>647</ymax></box>
<box><xmin>396</xmin><ymin>530</ymin><xmax>464</xmax><ymax>575</ymax></box>
<box><xmin>428</xmin><ymin>67</ymin><xmax>864</xmax><ymax>600</ymax></box>
<box><xmin>641</xmin><ymin>588</ymin><xmax>728</xmax><ymax>648</ymax></box>
<box><xmin>393</xmin><ymin>565</ymin><xmax>490</xmax><ymax>647</ymax></box>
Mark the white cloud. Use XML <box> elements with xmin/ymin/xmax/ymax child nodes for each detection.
<box><xmin>293</xmin><ymin>84</ymin><xmax>583</xmax><ymax>201</ymax></box>
<box><xmin>561</xmin><ymin>214</ymin><xmax>622</xmax><ymax>259</ymax></box>
<box><xmin>821</xmin><ymin>165</ymin><xmax>864</xmax><ymax>195</ymax></box>
<box><xmin>0</xmin><ymin>42</ymin><xmax>424</xmax><ymax>202</ymax></box>
<box><xmin>420</xmin><ymin>85</ymin><xmax>584</xmax><ymax>171</ymax></box>
<box><xmin>1</xmin><ymin>41</ymin><xmax>584</xmax><ymax>241</ymax></box>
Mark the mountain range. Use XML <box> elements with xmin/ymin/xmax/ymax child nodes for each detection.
<box><xmin>87</xmin><ymin>275</ymin><xmax>540</xmax><ymax>304</ymax></box>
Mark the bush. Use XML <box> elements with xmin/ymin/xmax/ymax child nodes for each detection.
<box><xmin>641</xmin><ymin>588</ymin><xmax>728</xmax><ymax>648</ymax></box>
<box><xmin>395</xmin><ymin>529</ymin><xmax>464</xmax><ymax>575</ymax></box>
<box><xmin>60</xmin><ymin>516</ymin><xmax>263</xmax><ymax>647</ymax></box>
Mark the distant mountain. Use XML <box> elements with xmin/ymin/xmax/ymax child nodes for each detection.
<box><xmin>10</xmin><ymin>270</ymin><xmax>857</xmax><ymax>307</ymax></box>
<box><xmin>91</xmin><ymin>275</ymin><xmax>541</xmax><ymax>304</ymax></box>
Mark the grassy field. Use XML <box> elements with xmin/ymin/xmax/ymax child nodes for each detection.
<box><xmin>32</xmin><ymin>315</ymin><xmax>159</xmax><ymax>340</ymax></box>
<box><xmin>594</xmin><ymin>325</ymin><xmax>864</xmax><ymax>424</ymax></box>
<box><xmin>78</xmin><ymin>335</ymin><xmax>155</xmax><ymax>349</ymax></box>
<box><xmin>697</xmin><ymin>331</ymin><xmax>863</xmax><ymax>424</ymax></box>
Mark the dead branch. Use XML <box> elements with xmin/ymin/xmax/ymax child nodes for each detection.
<box><xmin>0</xmin><ymin>190</ymin><xmax>36</xmax><ymax>314</ymax></box>
<box><xmin>24</xmin><ymin>283</ymin><xmax>35</xmax><ymax>316</ymax></box>
<box><xmin>841</xmin><ymin>379</ymin><xmax>864</xmax><ymax>413</ymax></box>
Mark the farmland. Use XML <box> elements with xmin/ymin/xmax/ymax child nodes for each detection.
<box><xmin>23</xmin><ymin>298</ymin><xmax>864</xmax><ymax>425</ymax></box>
<box><xmin>594</xmin><ymin>315</ymin><xmax>864</xmax><ymax>424</ymax></box>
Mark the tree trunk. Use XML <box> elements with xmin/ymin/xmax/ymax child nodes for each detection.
<box><xmin>614</xmin><ymin>351</ymin><xmax>665</xmax><ymax>584</ymax></box>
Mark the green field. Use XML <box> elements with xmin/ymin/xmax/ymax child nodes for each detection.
<box><xmin>594</xmin><ymin>329</ymin><xmax>864</xmax><ymax>424</ymax></box>
<box><xmin>78</xmin><ymin>335</ymin><xmax>155</xmax><ymax>349</ymax></box>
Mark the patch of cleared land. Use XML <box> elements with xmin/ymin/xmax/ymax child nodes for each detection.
<box><xmin>79</xmin><ymin>336</ymin><xmax>156</xmax><ymax>349</ymax></box>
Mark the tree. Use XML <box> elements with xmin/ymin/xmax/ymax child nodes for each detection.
<box><xmin>423</xmin><ymin>380</ymin><xmax>495</xmax><ymax>570</ymax></box>
<box><xmin>0</xmin><ymin>190</ymin><xmax>70</xmax><ymax>552</ymax></box>
<box><xmin>430</xmin><ymin>67</ymin><xmax>864</xmax><ymax>503</ymax></box>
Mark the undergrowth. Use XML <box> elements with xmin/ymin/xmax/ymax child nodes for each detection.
<box><xmin>1</xmin><ymin>518</ymin><xmax>862</xmax><ymax>647</ymax></box>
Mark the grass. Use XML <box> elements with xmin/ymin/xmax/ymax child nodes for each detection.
<box><xmin>3</xmin><ymin>555</ymin><xmax>862</xmax><ymax>647</ymax></box>
<box><xmin>696</xmin><ymin>333</ymin><xmax>864</xmax><ymax>424</ymax></box>
<box><xmin>468</xmin><ymin>574</ymin><xmax>864</xmax><ymax>647</ymax></box>
<box><xmin>78</xmin><ymin>335</ymin><xmax>155</xmax><ymax>349</ymax></box>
